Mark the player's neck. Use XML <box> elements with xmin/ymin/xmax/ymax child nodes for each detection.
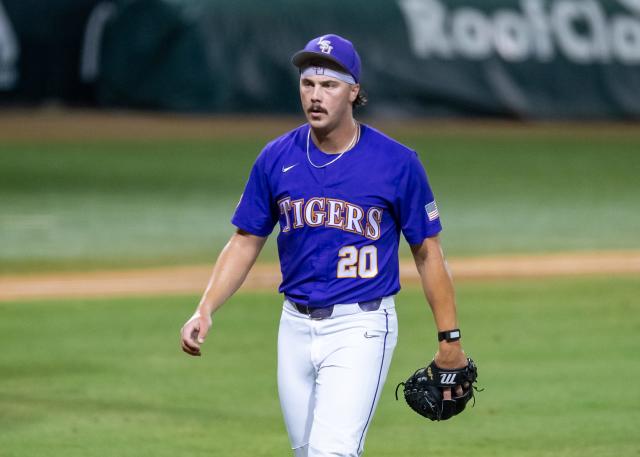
<box><xmin>311</xmin><ymin>117</ymin><xmax>358</xmax><ymax>154</ymax></box>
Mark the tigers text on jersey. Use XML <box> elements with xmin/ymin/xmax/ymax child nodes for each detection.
<box><xmin>231</xmin><ymin>123</ymin><xmax>442</xmax><ymax>307</ymax></box>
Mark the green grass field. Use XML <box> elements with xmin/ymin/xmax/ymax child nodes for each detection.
<box><xmin>2</xmin><ymin>127</ymin><xmax>639</xmax><ymax>273</ymax></box>
<box><xmin>2</xmin><ymin>120</ymin><xmax>639</xmax><ymax>456</ymax></box>
<box><xmin>1</xmin><ymin>276</ymin><xmax>639</xmax><ymax>457</ymax></box>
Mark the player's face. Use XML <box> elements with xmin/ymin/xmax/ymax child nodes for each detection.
<box><xmin>300</xmin><ymin>75</ymin><xmax>359</xmax><ymax>132</ymax></box>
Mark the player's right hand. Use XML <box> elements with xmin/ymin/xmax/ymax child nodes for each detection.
<box><xmin>180</xmin><ymin>310</ymin><xmax>212</xmax><ymax>356</ymax></box>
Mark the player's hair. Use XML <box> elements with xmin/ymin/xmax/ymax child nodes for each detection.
<box><xmin>354</xmin><ymin>87</ymin><xmax>368</xmax><ymax>109</ymax></box>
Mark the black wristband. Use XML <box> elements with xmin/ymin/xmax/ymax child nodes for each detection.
<box><xmin>438</xmin><ymin>328</ymin><xmax>461</xmax><ymax>342</ymax></box>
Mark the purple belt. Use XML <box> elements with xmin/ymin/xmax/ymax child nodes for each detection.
<box><xmin>291</xmin><ymin>298</ymin><xmax>382</xmax><ymax>319</ymax></box>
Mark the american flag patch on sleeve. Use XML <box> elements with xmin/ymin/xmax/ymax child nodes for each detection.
<box><xmin>425</xmin><ymin>201</ymin><xmax>439</xmax><ymax>221</ymax></box>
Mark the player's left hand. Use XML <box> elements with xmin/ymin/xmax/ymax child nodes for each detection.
<box><xmin>180</xmin><ymin>310</ymin><xmax>212</xmax><ymax>357</ymax></box>
<box><xmin>434</xmin><ymin>341</ymin><xmax>468</xmax><ymax>399</ymax></box>
<box><xmin>397</xmin><ymin>356</ymin><xmax>479</xmax><ymax>421</ymax></box>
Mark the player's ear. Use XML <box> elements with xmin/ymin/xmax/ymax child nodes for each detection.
<box><xmin>349</xmin><ymin>84</ymin><xmax>360</xmax><ymax>103</ymax></box>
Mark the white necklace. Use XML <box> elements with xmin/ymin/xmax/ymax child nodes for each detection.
<box><xmin>306</xmin><ymin>121</ymin><xmax>360</xmax><ymax>169</ymax></box>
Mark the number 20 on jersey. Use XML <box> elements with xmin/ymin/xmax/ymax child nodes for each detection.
<box><xmin>337</xmin><ymin>245</ymin><xmax>378</xmax><ymax>278</ymax></box>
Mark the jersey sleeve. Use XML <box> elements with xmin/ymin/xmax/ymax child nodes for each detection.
<box><xmin>396</xmin><ymin>151</ymin><xmax>443</xmax><ymax>245</ymax></box>
<box><xmin>231</xmin><ymin>149</ymin><xmax>278</xmax><ymax>237</ymax></box>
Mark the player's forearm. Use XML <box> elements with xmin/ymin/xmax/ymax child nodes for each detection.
<box><xmin>411</xmin><ymin>237</ymin><xmax>458</xmax><ymax>332</ymax></box>
<box><xmin>423</xmin><ymin>258</ymin><xmax>458</xmax><ymax>332</ymax></box>
<box><xmin>197</xmin><ymin>231</ymin><xmax>266</xmax><ymax>316</ymax></box>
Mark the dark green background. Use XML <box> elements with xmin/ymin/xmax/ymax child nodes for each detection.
<box><xmin>2</xmin><ymin>0</ymin><xmax>640</xmax><ymax>118</ymax></box>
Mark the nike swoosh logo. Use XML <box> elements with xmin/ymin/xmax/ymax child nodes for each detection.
<box><xmin>364</xmin><ymin>332</ymin><xmax>380</xmax><ymax>339</ymax></box>
<box><xmin>282</xmin><ymin>164</ymin><xmax>298</xmax><ymax>173</ymax></box>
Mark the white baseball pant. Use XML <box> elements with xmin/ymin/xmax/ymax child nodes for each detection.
<box><xmin>277</xmin><ymin>296</ymin><xmax>398</xmax><ymax>457</ymax></box>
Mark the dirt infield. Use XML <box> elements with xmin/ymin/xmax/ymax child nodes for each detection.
<box><xmin>1</xmin><ymin>250</ymin><xmax>638</xmax><ymax>301</ymax></box>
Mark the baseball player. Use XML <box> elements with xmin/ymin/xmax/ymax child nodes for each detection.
<box><xmin>181</xmin><ymin>34</ymin><xmax>469</xmax><ymax>457</ymax></box>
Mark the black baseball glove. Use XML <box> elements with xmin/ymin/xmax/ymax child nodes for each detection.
<box><xmin>396</xmin><ymin>357</ymin><xmax>479</xmax><ymax>421</ymax></box>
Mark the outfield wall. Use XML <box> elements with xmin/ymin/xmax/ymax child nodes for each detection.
<box><xmin>1</xmin><ymin>0</ymin><xmax>640</xmax><ymax>118</ymax></box>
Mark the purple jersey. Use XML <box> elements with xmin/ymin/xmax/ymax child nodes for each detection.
<box><xmin>232</xmin><ymin>123</ymin><xmax>442</xmax><ymax>307</ymax></box>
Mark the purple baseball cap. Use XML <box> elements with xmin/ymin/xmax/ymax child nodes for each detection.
<box><xmin>291</xmin><ymin>34</ymin><xmax>362</xmax><ymax>83</ymax></box>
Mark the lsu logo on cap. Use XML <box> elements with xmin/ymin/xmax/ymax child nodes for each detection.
<box><xmin>317</xmin><ymin>37</ymin><xmax>333</xmax><ymax>54</ymax></box>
